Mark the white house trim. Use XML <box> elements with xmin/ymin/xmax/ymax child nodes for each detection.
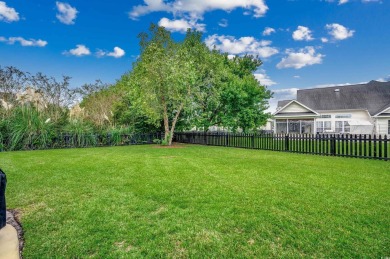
<box><xmin>373</xmin><ymin>106</ymin><xmax>390</xmax><ymax>117</ymax></box>
<box><xmin>273</xmin><ymin>100</ymin><xmax>320</xmax><ymax>116</ymax></box>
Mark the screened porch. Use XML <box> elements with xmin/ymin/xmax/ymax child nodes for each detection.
<box><xmin>275</xmin><ymin>119</ymin><xmax>315</xmax><ymax>134</ymax></box>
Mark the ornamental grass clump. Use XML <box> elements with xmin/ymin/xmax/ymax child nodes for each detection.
<box><xmin>64</xmin><ymin>103</ymin><xmax>97</xmax><ymax>148</ymax></box>
<box><xmin>4</xmin><ymin>87</ymin><xmax>54</xmax><ymax>150</ymax></box>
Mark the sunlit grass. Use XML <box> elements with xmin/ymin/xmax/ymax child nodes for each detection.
<box><xmin>1</xmin><ymin>145</ymin><xmax>389</xmax><ymax>258</ymax></box>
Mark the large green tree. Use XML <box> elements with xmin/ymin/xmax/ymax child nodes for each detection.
<box><xmin>191</xmin><ymin>54</ymin><xmax>272</xmax><ymax>132</ymax></box>
<box><xmin>116</xmin><ymin>24</ymin><xmax>273</xmax><ymax>145</ymax></box>
<box><xmin>118</xmin><ymin>25</ymin><xmax>204</xmax><ymax>145</ymax></box>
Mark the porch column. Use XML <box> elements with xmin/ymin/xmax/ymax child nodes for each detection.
<box><xmin>286</xmin><ymin>119</ymin><xmax>289</xmax><ymax>134</ymax></box>
<box><xmin>299</xmin><ymin>120</ymin><xmax>302</xmax><ymax>134</ymax></box>
<box><xmin>274</xmin><ymin>119</ymin><xmax>277</xmax><ymax>133</ymax></box>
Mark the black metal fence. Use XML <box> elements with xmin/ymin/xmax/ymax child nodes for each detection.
<box><xmin>0</xmin><ymin>132</ymin><xmax>162</xmax><ymax>152</ymax></box>
<box><xmin>174</xmin><ymin>132</ymin><xmax>389</xmax><ymax>161</ymax></box>
<box><xmin>0</xmin><ymin>169</ymin><xmax>6</xmax><ymax>229</ymax></box>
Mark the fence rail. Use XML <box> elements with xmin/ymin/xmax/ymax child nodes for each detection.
<box><xmin>0</xmin><ymin>132</ymin><xmax>162</xmax><ymax>151</ymax></box>
<box><xmin>174</xmin><ymin>132</ymin><xmax>389</xmax><ymax>161</ymax></box>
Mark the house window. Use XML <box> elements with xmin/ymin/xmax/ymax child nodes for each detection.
<box><xmin>320</xmin><ymin>115</ymin><xmax>331</xmax><ymax>118</ymax></box>
<box><xmin>335</xmin><ymin>114</ymin><xmax>352</xmax><ymax>118</ymax></box>
<box><xmin>335</xmin><ymin>121</ymin><xmax>350</xmax><ymax>133</ymax></box>
<box><xmin>316</xmin><ymin>121</ymin><xmax>331</xmax><ymax>133</ymax></box>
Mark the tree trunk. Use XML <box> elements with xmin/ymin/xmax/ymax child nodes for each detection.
<box><xmin>162</xmin><ymin>97</ymin><xmax>170</xmax><ymax>143</ymax></box>
<box><xmin>168</xmin><ymin>103</ymin><xmax>184</xmax><ymax>146</ymax></box>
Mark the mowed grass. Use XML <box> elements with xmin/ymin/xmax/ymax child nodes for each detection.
<box><xmin>1</xmin><ymin>144</ymin><xmax>389</xmax><ymax>258</ymax></box>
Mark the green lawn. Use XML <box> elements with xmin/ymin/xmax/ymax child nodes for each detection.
<box><xmin>1</xmin><ymin>145</ymin><xmax>389</xmax><ymax>258</ymax></box>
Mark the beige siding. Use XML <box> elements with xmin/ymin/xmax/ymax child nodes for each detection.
<box><xmin>282</xmin><ymin>102</ymin><xmax>311</xmax><ymax>113</ymax></box>
<box><xmin>377</xmin><ymin>118</ymin><xmax>389</xmax><ymax>135</ymax></box>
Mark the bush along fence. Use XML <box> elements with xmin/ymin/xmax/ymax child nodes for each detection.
<box><xmin>0</xmin><ymin>132</ymin><xmax>163</xmax><ymax>152</ymax></box>
<box><xmin>174</xmin><ymin>132</ymin><xmax>389</xmax><ymax>161</ymax></box>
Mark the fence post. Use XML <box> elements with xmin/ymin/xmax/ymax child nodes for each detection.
<box><xmin>0</xmin><ymin>169</ymin><xmax>6</xmax><ymax>230</ymax></box>
<box><xmin>384</xmin><ymin>135</ymin><xmax>388</xmax><ymax>161</ymax></box>
<box><xmin>330</xmin><ymin>134</ymin><xmax>336</xmax><ymax>156</ymax></box>
<box><xmin>225</xmin><ymin>132</ymin><xmax>229</xmax><ymax>147</ymax></box>
<box><xmin>285</xmin><ymin>134</ymin><xmax>289</xmax><ymax>151</ymax></box>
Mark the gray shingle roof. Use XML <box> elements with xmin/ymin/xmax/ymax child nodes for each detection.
<box><xmin>296</xmin><ymin>80</ymin><xmax>390</xmax><ymax>115</ymax></box>
<box><xmin>277</xmin><ymin>100</ymin><xmax>293</xmax><ymax>108</ymax></box>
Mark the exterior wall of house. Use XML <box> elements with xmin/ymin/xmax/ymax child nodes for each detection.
<box><xmin>259</xmin><ymin>120</ymin><xmax>273</xmax><ymax>132</ymax></box>
<box><xmin>315</xmin><ymin>110</ymin><xmax>373</xmax><ymax>134</ymax></box>
<box><xmin>273</xmin><ymin>109</ymin><xmax>378</xmax><ymax>134</ymax></box>
<box><xmin>281</xmin><ymin>102</ymin><xmax>310</xmax><ymax>113</ymax></box>
<box><xmin>376</xmin><ymin>118</ymin><xmax>390</xmax><ymax>135</ymax></box>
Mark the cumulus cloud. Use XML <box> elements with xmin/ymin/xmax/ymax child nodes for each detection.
<box><xmin>325</xmin><ymin>23</ymin><xmax>354</xmax><ymax>41</ymax></box>
<box><xmin>0</xmin><ymin>1</ymin><xmax>19</xmax><ymax>22</ymax></box>
<box><xmin>326</xmin><ymin>0</ymin><xmax>380</xmax><ymax>3</ymax></box>
<box><xmin>63</xmin><ymin>44</ymin><xmax>90</xmax><ymax>56</ymax></box>
<box><xmin>218</xmin><ymin>19</ymin><xmax>228</xmax><ymax>28</ymax></box>
<box><xmin>262</xmin><ymin>27</ymin><xmax>275</xmax><ymax>36</ymax></box>
<box><xmin>267</xmin><ymin>88</ymin><xmax>299</xmax><ymax>112</ymax></box>
<box><xmin>377</xmin><ymin>75</ymin><xmax>390</xmax><ymax>82</ymax></box>
<box><xmin>254</xmin><ymin>70</ymin><xmax>277</xmax><ymax>86</ymax></box>
<box><xmin>158</xmin><ymin>17</ymin><xmax>205</xmax><ymax>33</ymax></box>
<box><xmin>321</xmin><ymin>37</ymin><xmax>329</xmax><ymax>43</ymax></box>
<box><xmin>205</xmin><ymin>34</ymin><xmax>278</xmax><ymax>58</ymax></box>
<box><xmin>0</xmin><ymin>36</ymin><xmax>47</xmax><ymax>47</ymax></box>
<box><xmin>292</xmin><ymin>26</ymin><xmax>314</xmax><ymax>41</ymax></box>
<box><xmin>129</xmin><ymin>0</ymin><xmax>268</xmax><ymax>20</ymax></box>
<box><xmin>56</xmin><ymin>2</ymin><xmax>78</xmax><ymax>25</ymax></box>
<box><xmin>97</xmin><ymin>47</ymin><xmax>125</xmax><ymax>58</ymax></box>
<box><xmin>276</xmin><ymin>46</ymin><xmax>324</xmax><ymax>69</ymax></box>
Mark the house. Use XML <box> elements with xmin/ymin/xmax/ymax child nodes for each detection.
<box><xmin>272</xmin><ymin>80</ymin><xmax>390</xmax><ymax>135</ymax></box>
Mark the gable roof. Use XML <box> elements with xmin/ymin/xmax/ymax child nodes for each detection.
<box><xmin>296</xmin><ymin>80</ymin><xmax>390</xmax><ymax>116</ymax></box>
<box><xmin>273</xmin><ymin>100</ymin><xmax>319</xmax><ymax>116</ymax></box>
<box><xmin>373</xmin><ymin>104</ymin><xmax>390</xmax><ymax>117</ymax></box>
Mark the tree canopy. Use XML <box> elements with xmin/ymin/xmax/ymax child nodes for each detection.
<box><xmin>116</xmin><ymin>24</ymin><xmax>272</xmax><ymax>145</ymax></box>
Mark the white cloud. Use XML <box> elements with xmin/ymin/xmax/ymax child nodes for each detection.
<box><xmin>277</xmin><ymin>46</ymin><xmax>324</xmax><ymax>69</ymax></box>
<box><xmin>205</xmin><ymin>34</ymin><xmax>278</xmax><ymax>58</ymax></box>
<box><xmin>64</xmin><ymin>44</ymin><xmax>90</xmax><ymax>56</ymax></box>
<box><xmin>292</xmin><ymin>26</ymin><xmax>314</xmax><ymax>41</ymax></box>
<box><xmin>97</xmin><ymin>47</ymin><xmax>126</xmax><ymax>58</ymax></box>
<box><xmin>262</xmin><ymin>27</ymin><xmax>275</xmax><ymax>36</ymax></box>
<box><xmin>0</xmin><ymin>1</ymin><xmax>19</xmax><ymax>22</ymax></box>
<box><xmin>267</xmin><ymin>88</ymin><xmax>299</xmax><ymax>112</ymax></box>
<box><xmin>326</xmin><ymin>0</ymin><xmax>381</xmax><ymax>3</ymax></box>
<box><xmin>108</xmin><ymin>47</ymin><xmax>125</xmax><ymax>58</ymax></box>
<box><xmin>0</xmin><ymin>36</ymin><xmax>47</xmax><ymax>47</ymax></box>
<box><xmin>311</xmin><ymin>82</ymin><xmax>358</xmax><ymax>88</ymax></box>
<box><xmin>377</xmin><ymin>75</ymin><xmax>390</xmax><ymax>82</ymax></box>
<box><xmin>321</xmin><ymin>37</ymin><xmax>329</xmax><ymax>43</ymax></box>
<box><xmin>293</xmin><ymin>75</ymin><xmax>300</xmax><ymax>79</ymax></box>
<box><xmin>218</xmin><ymin>19</ymin><xmax>228</xmax><ymax>28</ymax></box>
<box><xmin>129</xmin><ymin>0</ymin><xmax>268</xmax><ymax>20</ymax></box>
<box><xmin>325</xmin><ymin>23</ymin><xmax>354</xmax><ymax>40</ymax></box>
<box><xmin>158</xmin><ymin>17</ymin><xmax>205</xmax><ymax>33</ymax></box>
<box><xmin>254</xmin><ymin>70</ymin><xmax>277</xmax><ymax>86</ymax></box>
<box><xmin>56</xmin><ymin>2</ymin><xmax>78</xmax><ymax>25</ymax></box>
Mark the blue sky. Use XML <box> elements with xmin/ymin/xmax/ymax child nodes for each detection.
<box><xmin>1</xmin><ymin>0</ymin><xmax>389</xmax><ymax>111</ymax></box>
